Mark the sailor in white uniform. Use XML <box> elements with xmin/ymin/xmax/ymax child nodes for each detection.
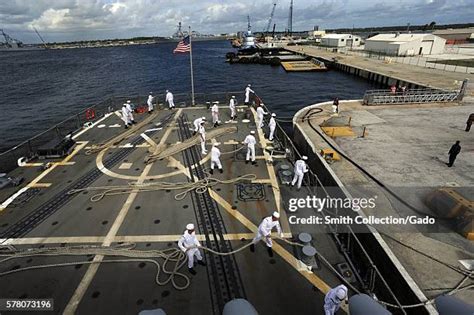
<box><xmin>147</xmin><ymin>92</ymin><xmax>154</xmax><ymax>114</ymax></box>
<box><xmin>211</xmin><ymin>101</ymin><xmax>219</xmax><ymax>127</ymax></box>
<box><xmin>165</xmin><ymin>90</ymin><xmax>175</xmax><ymax>109</ymax></box>
<box><xmin>198</xmin><ymin>121</ymin><xmax>207</xmax><ymax>155</ymax></box>
<box><xmin>256</xmin><ymin>103</ymin><xmax>268</xmax><ymax>128</ymax></box>
<box><xmin>250</xmin><ymin>211</ymin><xmax>283</xmax><ymax>257</ymax></box>
<box><xmin>243</xmin><ymin>130</ymin><xmax>257</xmax><ymax>164</ymax></box>
<box><xmin>268</xmin><ymin>113</ymin><xmax>276</xmax><ymax>141</ymax></box>
<box><xmin>244</xmin><ymin>84</ymin><xmax>254</xmax><ymax>105</ymax></box>
<box><xmin>193</xmin><ymin>116</ymin><xmax>206</xmax><ymax>135</ymax></box>
<box><xmin>177</xmin><ymin>223</ymin><xmax>206</xmax><ymax>275</ymax></box>
<box><xmin>291</xmin><ymin>156</ymin><xmax>309</xmax><ymax>190</ymax></box>
<box><xmin>210</xmin><ymin>143</ymin><xmax>223</xmax><ymax>174</ymax></box>
<box><xmin>126</xmin><ymin>100</ymin><xmax>136</xmax><ymax>124</ymax></box>
<box><xmin>229</xmin><ymin>96</ymin><xmax>237</xmax><ymax>120</ymax></box>
<box><xmin>121</xmin><ymin>104</ymin><xmax>131</xmax><ymax>128</ymax></box>
<box><xmin>324</xmin><ymin>284</ymin><xmax>348</xmax><ymax>315</ymax></box>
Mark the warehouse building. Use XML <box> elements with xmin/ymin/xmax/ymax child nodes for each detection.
<box><xmin>364</xmin><ymin>33</ymin><xmax>446</xmax><ymax>56</ymax></box>
<box><xmin>320</xmin><ymin>34</ymin><xmax>361</xmax><ymax>47</ymax></box>
<box><xmin>433</xmin><ymin>28</ymin><xmax>474</xmax><ymax>44</ymax></box>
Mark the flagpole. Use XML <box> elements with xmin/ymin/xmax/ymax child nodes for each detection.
<box><xmin>189</xmin><ymin>26</ymin><xmax>195</xmax><ymax>106</ymax></box>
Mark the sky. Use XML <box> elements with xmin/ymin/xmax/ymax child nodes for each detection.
<box><xmin>1</xmin><ymin>0</ymin><xmax>473</xmax><ymax>43</ymax></box>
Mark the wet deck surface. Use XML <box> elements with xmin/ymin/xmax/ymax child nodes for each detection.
<box><xmin>0</xmin><ymin>105</ymin><xmax>347</xmax><ymax>314</ymax></box>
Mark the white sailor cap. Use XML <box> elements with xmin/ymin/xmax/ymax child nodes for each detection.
<box><xmin>127</xmin><ymin>100</ymin><xmax>131</xmax><ymax>103</ymax></box>
<box><xmin>272</xmin><ymin>211</ymin><xmax>280</xmax><ymax>219</ymax></box>
<box><xmin>232</xmin><ymin>95</ymin><xmax>236</xmax><ymax>98</ymax></box>
<box><xmin>271</xmin><ymin>113</ymin><xmax>276</xmax><ymax>117</ymax></box>
<box><xmin>213</xmin><ymin>142</ymin><xmax>220</xmax><ymax>147</ymax></box>
<box><xmin>250</xmin><ymin>130</ymin><xmax>255</xmax><ymax>134</ymax></box>
<box><xmin>302</xmin><ymin>155</ymin><xmax>308</xmax><ymax>160</ymax></box>
<box><xmin>247</xmin><ymin>84</ymin><xmax>251</xmax><ymax>87</ymax></box>
<box><xmin>202</xmin><ymin>116</ymin><xmax>206</xmax><ymax>120</ymax></box>
<box><xmin>166</xmin><ymin>89</ymin><xmax>169</xmax><ymax>92</ymax></box>
<box><xmin>336</xmin><ymin>286</ymin><xmax>348</xmax><ymax>300</ymax></box>
<box><xmin>213</xmin><ymin>101</ymin><xmax>219</xmax><ymax>104</ymax></box>
<box><xmin>186</xmin><ymin>223</ymin><xmax>195</xmax><ymax>230</ymax></box>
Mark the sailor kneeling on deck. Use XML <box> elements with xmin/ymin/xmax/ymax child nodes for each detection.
<box><xmin>178</xmin><ymin>223</ymin><xmax>206</xmax><ymax>275</ymax></box>
<box><xmin>250</xmin><ymin>211</ymin><xmax>284</xmax><ymax>257</ymax></box>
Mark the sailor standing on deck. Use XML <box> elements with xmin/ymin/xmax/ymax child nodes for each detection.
<box><xmin>324</xmin><ymin>284</ymin><xmax>348</xmax><ymax>315</ymax></box>
<box><xmin>244</xmin><ymin>84</ymin><xmax>254</xmax><ymax>105</ymax></box>
<box><xmin>178</xmin><ymin>223</ymin><xmax>206</xmax><ymax>275</ymax></box>
<box><xmin>193</xmin><ymin>116</ymin><xmax>206</xmax><ymax>135</ymax></box>
<box><xmin>210</xmin><ymin>143</ymin><xmax>223</xmax><ymax>174</ymax></box>
<box><xmin>199</xmin><ymin>121</ymin><xmax>207</xmax><ymax>155</ymax></box>
<box><xmin>243</xmin><ymin>131</ymin><xmax>257</xmax><ymax>164</ymax></box>
<box><xmin>165</xmin><ymin>90</ymin><xmax>175</xmax><ymax>109</ymax></box>
<box><xmin>291</xmin><ymin>156</ymin><xmax>309</xmax><ymax>190</ymax></box>
<box><xmin>211</xmin><ymin>101</ymin><xmax>220</xmax><ymax>127</ymax></box>
<box><xmin>229</xmin><ymin>96</ymin><xmax>237</xmax><ymax>120</ymax></box>
<box><xmin>268</xmin><ymin>113</ymin><xmax>276</xmax><ymax>141</ymax></box>
<box><xmin>256</xmin><ymin>103</ymin><xmax>268</xmax><ymax>128</ymax></box>
<box><xmin>250</xmin><ymin>211</ymin><xmax>283</xmax><ymax>257</ymax></box>
<box><xmin>126</xmin><ymin>100</ymin><xmax>136</xmax><ymax>124</ymax></box>
<box><xmin>121</xmin><ymin>104</ymin><xmax>132</xmax><ymax>129</ymax></box>
<box><xmin>147</xmin><ymin>92</ymin><xmax>154</xmax><ymax>114</ymax></box>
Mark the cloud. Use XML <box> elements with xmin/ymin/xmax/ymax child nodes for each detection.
<box><xmin>0</xmin><ymin>0</ymin><xmax>472</xmax><ymax>43</ymax></box>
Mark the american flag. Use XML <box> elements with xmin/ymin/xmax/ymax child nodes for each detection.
<box><xmin>173</xmin><ymin>36</ymin><xmax>191</xmax><ymax>53</ymax></box>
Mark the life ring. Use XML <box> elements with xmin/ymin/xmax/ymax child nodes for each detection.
<box><xmin>85</xmin><ymin>108</ymin><xmax>96</xmax><ymax>120</ymax></box>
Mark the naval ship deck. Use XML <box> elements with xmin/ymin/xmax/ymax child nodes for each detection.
<box><xmin>0</xmin><ymin>100</ymin><xmax>350</xmax><ymax>315</ymax></box>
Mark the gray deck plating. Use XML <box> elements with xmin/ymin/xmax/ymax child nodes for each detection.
<box><xmin>0</xmin><ymin>106</ymin><xmax>346</xmax><ymax>315</ymax></box>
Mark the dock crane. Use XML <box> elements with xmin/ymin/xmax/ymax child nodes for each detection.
<box><xmin>264</xmin><ymin>1</ymin><xmax>277</xmax><ymax>36</ymax></box>
<box><xmin>33</xmin><ymin>27</ymin><xmax>48</xmax><ymax>49</ymax></box>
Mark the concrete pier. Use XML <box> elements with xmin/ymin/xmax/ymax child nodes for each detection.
<box><xmin>292</xmin><ymin>99</ymin><xmax>474</xmax><ymax>312</ymax></box>
<box><xmin>286</xmin><ymin>46</ymin><xmax>474</xmax><ymax>96</ymax></box>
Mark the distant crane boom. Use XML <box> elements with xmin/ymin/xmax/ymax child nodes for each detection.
<box><xmin>264</xmin><ymin>2</ymin><xmax>277</xmax><ymax>34</ymax></box>
<box><xmin>33</xmin><ymin>27</ymin><xmax>47</xmax><ymax>48</ymax></box>
<box><xmin>247</xmin><ymin>15</ymin><xmax>251</xmax><ymax>32</ymax></box>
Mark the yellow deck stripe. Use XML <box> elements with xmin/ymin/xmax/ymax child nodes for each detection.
<box><xmin>65</xmin><ymin>110</ymin><xmax>182</xmax><ymax>314</ymax></box>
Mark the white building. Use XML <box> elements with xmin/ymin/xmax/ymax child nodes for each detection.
<box><xmin>364</xmin><ymin>33</ymin><xmax>446</xmax><ymax>56</ymax></box>
<box><xmin>320</xmin><ymin>34</ymin><xmax>361</xmax><ymax>47</ymax></box>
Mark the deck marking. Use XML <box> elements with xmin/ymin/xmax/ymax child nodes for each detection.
<box><xmin>64</xmin><ymin>110</ymin><xmax>182</xmax><ymax>315</ymax></box>
<box><xmin>209</xmin><ymin>190</ymin><xmax>333</xmax><ymax>298</ymax></box>
<box><xmin>0</xmin><ymin>141</ymin><xmax>88</xmax><ymax>212</ymax></box>
<box><xmin>118</xmin><ymin>163</ymin><xmax>133</xmax><ymax>170</ymax></box>
<box><xmin>167</xmin><ymin>155</ymin><xmax>330</xmax><ymax>297</ymax></box>
<box><xmin>140</xmin><ymin>133</ymin><xmax>158</xmax><ymax>147</ymax></box>
<box><xmin>250</xmin><ymin>108</ymin><xmax>292</xmax><ymax>234</ymax></box>
<box><xmin>2</xmin><ymin>233</ymin><xmax>264</xmax><ymax>245</ymax></box>
<box><xmin>72</xmin><ymin>113</ymin><xmax>114</xmax><ymax>140</ymax></box>
<box><xmin>27</xmin><ymin>183</ymin><xmax>52</xmax><ymax>188</ymax></box>
<box><xmin>20</xmin><ymin>163</ymin><xmax>44</xmax><ymax>167</ymax></box>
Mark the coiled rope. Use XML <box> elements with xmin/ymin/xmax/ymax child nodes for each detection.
<box><xmin>67</xmin><ymin>174</ymin><xmax>257</xmax><ymax>202</ymax></box>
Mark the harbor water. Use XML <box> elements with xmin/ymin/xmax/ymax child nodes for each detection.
<box><xmin>0</xmin><ymin>40</ymin><xmax>377</xmax><ymax>152</ymax></box>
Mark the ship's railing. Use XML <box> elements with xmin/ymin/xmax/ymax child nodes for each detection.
<box><xmin>0</xmin><ymin>91</ymin><xmax>244</xmax><ymax>173</ymax></box>
<box><xmin>363</xmin><ymin>88</ymin><xmax>460</xmax><ymax>105</ymax></box>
